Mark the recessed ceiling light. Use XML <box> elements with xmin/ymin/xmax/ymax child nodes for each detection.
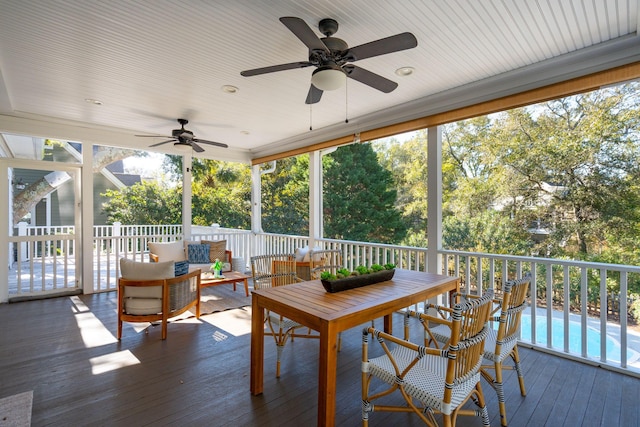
<box><xmin>221</xmin><ymin>85</ymin><xmax>239</xmax><ymax>94</ymax></box>
<box><xmin>84</xmin><ymin>98</ymin><xmax>103</xmax><ymax>105</ymax></box>
<box><xmin>395</xmin><ymin>67</ymin><xmax>415</xmax><ymax>77</ymax></box>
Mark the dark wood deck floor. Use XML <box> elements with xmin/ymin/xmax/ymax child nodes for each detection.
<box><xmin>1</xmin><ymin>291</ymin><xmax>639</xmax><ymax>427</ymax></box>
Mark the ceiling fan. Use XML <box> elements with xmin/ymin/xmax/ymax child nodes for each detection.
<box><xmin>240</xmin><ymin>17</ymin><xmax>418</xmax><ymax>104</ymax></box>
<box><xmin>135</xmin><ymin>118</ymin><xmax>228</xmax><ymax>153</ymax></box>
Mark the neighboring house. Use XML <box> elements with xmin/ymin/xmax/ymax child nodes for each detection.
<box><xmin>491</xmin><ymin>181</ymin><xmax>569</xmax><ymax>242</ymax></box>
<box><xmin>8</xmin><ymin>136</ymin><xmax>141</xmax><ymax>227</ymax></box>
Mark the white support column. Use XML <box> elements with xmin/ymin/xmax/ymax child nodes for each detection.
<box><xmin>427</xmin><ymin>126</ymin><xmax>443</xmax><ymax>274</ymax></box>
<box><xmin>251</xmin><ymin>164</ymin><xmax>262</xmax><ymax>234</ymax></box>
<box><xmin>182</xmin><ymin>154</ymin><xmax>192</xmax><ymax>239</ymax></box>
<box><xmin>309</xmin><ymin>151</ymin><xmax>322</xmax><ymax>247</ymax></box>
<box><xmin>81</xmin><ymin>144</ymin><xmax>94</xmax><ymax>294</ymax></box>
<box><xmin>0</xmin><ymin>165</ymin><xmax>8</xmax><ymax>301</ymax></box>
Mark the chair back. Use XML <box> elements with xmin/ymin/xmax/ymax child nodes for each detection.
<box><xmin>308</xmin><ymin>249</ymin><xmax>343</xmax><ymax>279</ymax></box>
<box><xmin>445</xmin><ymin>291</ymin><xmax>494</xmax><ymax>392</ymax></box>
<box><xmin>494</xmin><ymin>277</ymin><xmax>530</xmax><ymax>354</ymax></box>
<box><xmin>250</xmin><ymin>253</ymin><xmax>299</xmax><ymax>289</ymax></box>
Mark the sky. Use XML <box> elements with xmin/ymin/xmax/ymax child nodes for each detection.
<box><xmin>122</xmin><ymin>152</ymin><xmax>166</xmax><ymax>180</ymax></box>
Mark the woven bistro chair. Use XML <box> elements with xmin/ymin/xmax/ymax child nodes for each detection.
<box><xmin>424</xmin><ymin>278</ymin><xmax>530</xmax><ymax>426</ymax></box>
<box><xmin>250</xmin><ymin>253</ymin><xmax>319</xmax><ymax>378</ymax></box>
<box><xmin>308</xmin><ymin>249</ymin><xmax>343</xmax><ymax>280</ymax></box>
<box><xmin>361</xmin><ymin>290</ymin><xmax>494</xmax><ymax>426</ymax></box>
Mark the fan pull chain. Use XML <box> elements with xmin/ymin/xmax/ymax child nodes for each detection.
<box><xmin>345</xmin><ymin>80</ymin><xmax>349</xmax><ymax>124</ymax></box>
<box><xmin>309</xmin><ymin>103</ymin><xmax>313</xmax><ymax>131</ymax></box>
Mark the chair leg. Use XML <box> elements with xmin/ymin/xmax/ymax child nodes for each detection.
<box><xmin>493</xmin><ymin>361</ymin><xmax>508</xmax><ymax>427</ymax></box>
<box><xmin>117</xmin><ymin>319</ymin><xmax>122</xmax><ymax>340</ymax></box>
<box><xmin>510</xmin><ymin>346</ymin><xmax>526</xmax><ymax>396</ymax></box>
<box><xmin>361</xmin><ymin>399</ymin><xmax>371</xmax><ymax>427</ymax></box>
<box><xmin>475</xmin><ymin>382</ymin><xmax>491</xmax><ymax>427</ymax></box>
<box><xmin>276</xmin><ymin>344</ymin><xmax>284</xmax><ymax>378</ymax></box>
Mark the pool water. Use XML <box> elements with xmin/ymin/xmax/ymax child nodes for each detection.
<box><xmin>518</xmin><ymin>314</ymin><xmax>635</xmax><ymax>363</ymax></box>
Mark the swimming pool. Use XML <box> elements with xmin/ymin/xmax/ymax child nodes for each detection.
<box><xmin>518</xmin><ymin>314</ymin><xmax>638</xmax><ymax>363</ymax></box>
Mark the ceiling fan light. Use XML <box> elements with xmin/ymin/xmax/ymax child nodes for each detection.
<box><xmin>174</xmin><ymin>142</ymin><xmax>192</xmax><ymax>153</ymax></box>
<box><xmin>311</xmin><ymin>66</ymin><xmax>346</xmax><ymax>91</ymax></box>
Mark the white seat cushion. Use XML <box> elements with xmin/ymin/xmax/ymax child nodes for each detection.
<box><xmin>120</xmin><ymin>258</ymin><xmax>175</xmax><ymax>313</ymax></box>
<box><xmin>303</xmin><ymin>246</ymin><xmax>323</xmax><ymax>262</ymax></box>
<box><xmin>124</xmin><ymin>297</ymin><xmax>162</xmax><ymax>315</ymax></box>
<box><xmin>295</xmin><ymin>246</ymin><xmax>309</xmax><ymax>261</ymax></box>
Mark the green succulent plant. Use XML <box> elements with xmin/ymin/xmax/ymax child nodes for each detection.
<box><xmin>320</xmin><ymin>264</ymin><xmax>396</xmax><ymax>281</ymax></box>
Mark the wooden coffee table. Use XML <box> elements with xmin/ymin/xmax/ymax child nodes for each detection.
<box><xmin>200</xmin><ymin>271</ymin><xmax>250</xmax><ymax>296</ymax></box>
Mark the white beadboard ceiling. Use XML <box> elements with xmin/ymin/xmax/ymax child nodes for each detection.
<box><xmin>0</xmin><ymin>0</ymin><xmax>638</xmax><ymax>163</ymax></box>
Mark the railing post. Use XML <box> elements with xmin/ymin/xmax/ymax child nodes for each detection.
<box><xmin>113</xmin><ymin>222</ymin><xmax>121</xmax><ymax>253</ymax></box>
<box><xmin>18</xmin><ymin>222</ymin><xmax>28</xmax><ymax>261</ymax></box>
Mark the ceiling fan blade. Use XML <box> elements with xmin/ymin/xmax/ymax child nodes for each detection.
<box><xmin>343</xmin><ymin>65</ymin><xmax>398</xmax><ymax>93</ymax></box>
<box><xmin>190</xmin><ymin>142</ymin><xmax>205</xmax><ymax>153</ymax></box>
<box><xmin>344</xmin><ymin>32</ymin><xmax>418</xmax><ymax>62</ymax></box>
<box><xmin>305</xmin><ymin>85</ymin><xmax>323</xmax><ymax>104</ymax></box>
<box><xmin>149</xmin><ymin>139</ymin><xmax>176</xmax><ymax>147</ymax></box>
<box><xmin>135</xmin><ymin>134</ymin><xmax>171</xmax><ymax>138</ymax></box>
<box><xmin>241</xmin><ymin>61</ymin><xmax>312</xmax><ymax>77</ymax></box>
<box><xmin>280</xmin><ymin>17</ymin><xmax>330</xmax><ymax>53</ymax></box>
<box><xmin>193</xmin><ymin>138</ymin><xmax>229</xmax><ymax>148</ymax></box>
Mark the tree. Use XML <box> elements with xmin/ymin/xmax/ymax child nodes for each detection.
<box><xmin>375</xmin><ymin>132</ymin><xmax>429</xmax><ymax>247</ymax></box>
<box><xmin>323</xmin><ymin>143</ymin><xmax>406</xmax><ymax>244</ymax></box>
<box><xmin>102</xmin><ymin>181</ymin><xmax>182</xmax><ymax>224</ymax></box>
<box><xmin>491</xmin><ymin>83</ymin><xmax>640</xmax><ymax>259</ymax></box>
<box><xmin>159</xmin><ymin>155</ymin><xmax>252</xmax><ymax>228</ymax></box>
<box><xmin>261</xmin><ymin>156</ymin><xmax>309</xmax><ymax>235</ymax></box>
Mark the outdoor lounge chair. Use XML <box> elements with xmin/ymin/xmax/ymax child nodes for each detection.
<box><xmin>117</xmin><ymin>258</ymin><xmax>201</xmax><ymax>340</ymax></box>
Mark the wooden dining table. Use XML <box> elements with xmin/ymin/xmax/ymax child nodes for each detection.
<box><xmin>250</xmin><ymin>268</ymin><xmax>459</xmax><ymax>427</ymax></box>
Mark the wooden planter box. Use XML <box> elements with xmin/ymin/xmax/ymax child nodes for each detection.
<box><xmin>321</xmin><ymin>269</ymin><xmax>395</xmax><ymax>293</ymax></box>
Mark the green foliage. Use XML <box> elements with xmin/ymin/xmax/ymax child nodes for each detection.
<box><xmin>437</xmin><ymin>82</ymin><xmax>640</xmax><ymax>263</ymax></box>
<box><xmin>320</xmin><ymin>271</ymin><xmax>336</xmax><ymax>280</ymax></box>
<box><xmin>630</xmin><ymin>297</ymin><xmax>640</xmax><ymax>323</ymax></box>
<box><xmin>337</xmin><ymin>268</ymin><xmax>350</xmax><ymax>277</ymax></box>
<box><xmin>355</xmin><ymin>265</ymin><xmax>370</xmax><ymax>274</ymax></box>
<box><xmin>261</xmin><ymin>156</ymin><xmax>309</xmax><ymax>235</ymax></box>
<box><xmin>101</xmin><ymin>181</ymin><xmax>182</xmax><ymax>224</ymax></box>
<box><xmin>323</xmin><ymin>143</ymin><xmax>407</xmax><ymax>243</ymax></box>
<box><xmin>115</xmin><ymin>156</ymin><xmax>252</xmax><ymax>228</ymax></box>
<box><xmin>321</xmin><ymin>264</ymin><xmax>394</xmax><ymax>281</ymax></box>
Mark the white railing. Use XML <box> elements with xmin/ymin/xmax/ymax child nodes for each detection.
<box><xmin>440</xmin><ymin>249</ymin><xmax>640</xmax><ymax>377</ymax></box>
<box><xmin>93</xmin><ymin>225</ymin><xmax>255</xmax><ymax>292</ymax></box>
<box><xmin>8</xmin><ymin>234</ymin><xmax>77</xmax><ymax>296</ymax></box>
<box><xmin>13</xmin><ymin>222</ymin><xmax>76</xmax><ymax>261</ymax></box>
<box><xmin>192</xmin><ymin>226</ymin><xmax>253</xmax><ymax>268</ymax></box>
<box><xmin>10</xmin><ymin>224</ymin><xmax>640</xmax><ymax>377</ymax></box>
<box><xmin>314</xmin><ymin>238</ymin><xmax>429</xmax><ymax>271</ymax></box>
<box><xmin>251</xmin><ymin>235</ymin><xmax>430</xmax><ymax>272</ymax></box>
